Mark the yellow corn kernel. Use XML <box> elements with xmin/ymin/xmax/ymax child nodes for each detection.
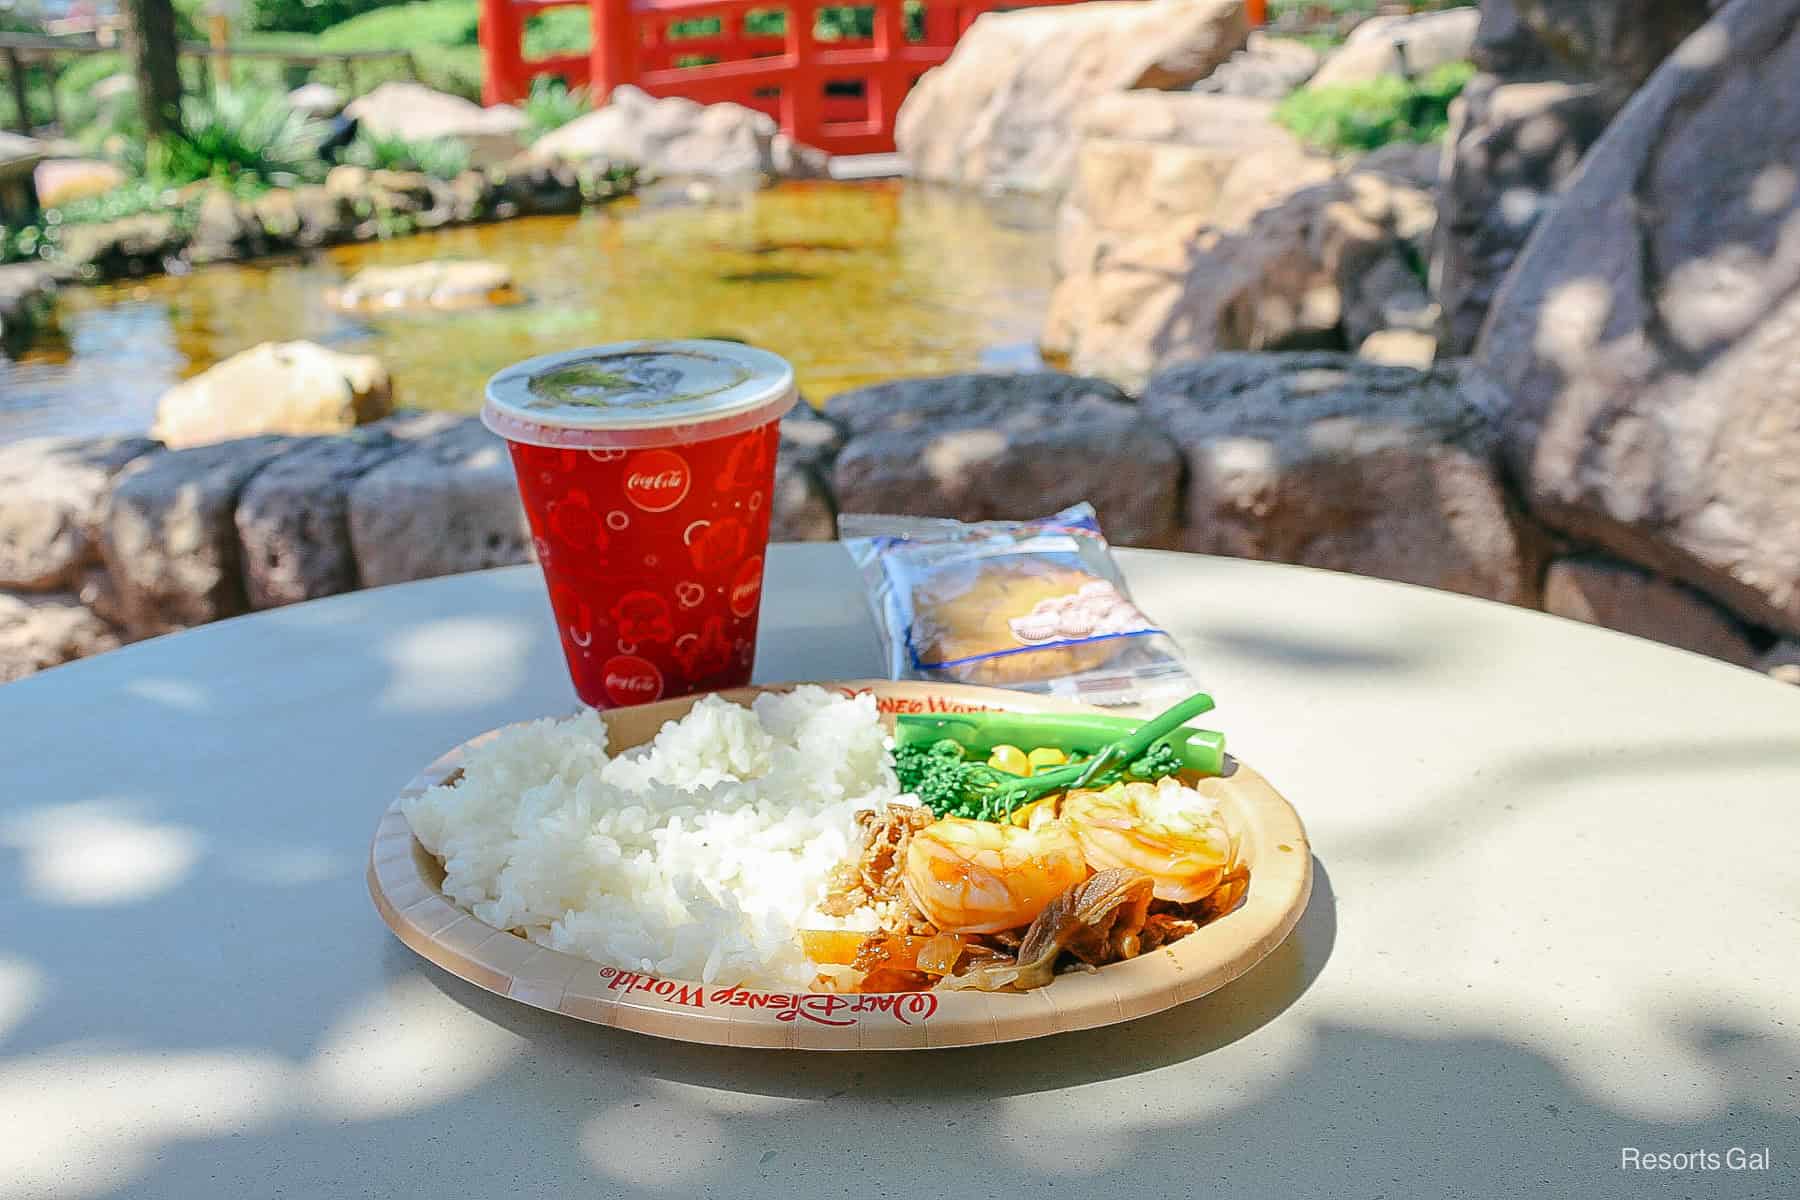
<box><xmin>987</xmin><ymin>744</ymin><xmax>1031</xmax><ymax>776</ymax></box>
<box><xmin>1009</xmin><ymin>795</ymin><xmax>1060</xmax><ymax>828</ymax></box>
<box><xmin>1027</xmin><ymin>747</ymin><xmax>1068</xmax><ymax>770</ymax></box>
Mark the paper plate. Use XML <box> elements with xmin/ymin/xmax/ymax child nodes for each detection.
<box><xmin>368</xmin><ymin>681</ymin><xmax>1312</xmax><ymax>1050</ymax></box>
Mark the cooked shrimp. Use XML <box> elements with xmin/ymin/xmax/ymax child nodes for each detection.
<box><xmin>902</xmin><ymin>817</ymin><xmax>1089</xmax><ymax>933</ymax></box>
<box><xmin>1061</xmin><ymin>779</ymin><xmax>1234</xmax><ymax>903</ymax></box>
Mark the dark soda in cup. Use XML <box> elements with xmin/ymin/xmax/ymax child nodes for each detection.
<box><xmin>483</xmin><ymin>340</ymin><xmax>798</xmax><ymax>707</ymax></box>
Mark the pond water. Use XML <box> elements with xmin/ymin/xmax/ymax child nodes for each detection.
<box><xmin>0</xmin><ymin>180</ymin><xmax>1057</xmax><ymax>443</ymax></box>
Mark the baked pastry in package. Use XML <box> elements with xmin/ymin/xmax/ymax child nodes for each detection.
<box><xmin>840</xmin><ymin>504</ymin><xmax>1197</xmax><ymax>707</ymax></box>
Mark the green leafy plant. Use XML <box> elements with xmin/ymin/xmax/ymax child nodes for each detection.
<box><xmin>147</xmin><ymin>87</ymin><xmax>327</xmax><ymax>188</ymax></box>
<box><xmin>1276</xmin><ymin>60</ymin><xmax>1475</xmax><ymax>152</ymax></box>
<box><xmin>341</xmin><ymin>129</ymin><xmax>472</xmax><ymax>180</ymax></box>
<box><xmin>522</xmin><ymin>76</ymin><xmax>590</xmax><ymax>142</ymax></box>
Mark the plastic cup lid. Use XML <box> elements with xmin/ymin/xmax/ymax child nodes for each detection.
<box><xmin>482</xmin><ymin>339</ymin><xmax>798</xmax><ymax>448</ymax></box>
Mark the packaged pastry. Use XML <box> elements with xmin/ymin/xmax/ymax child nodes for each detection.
<box><xmin>840</xmin><ymin>504</ymin><xmax>1196</xmax><ymax>706</ymax></box>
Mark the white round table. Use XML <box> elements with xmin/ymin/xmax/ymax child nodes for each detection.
<box><xmin>3</xmin><ymin>546</ymin><xmax>1796</xmax><ymax>1199</ymax></box>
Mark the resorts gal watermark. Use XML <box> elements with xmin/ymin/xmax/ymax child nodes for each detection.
<box><xmin>1620</xmin><ymin>1147</ymin><xmax>1774</xmax><ymax>1172</ymax></box>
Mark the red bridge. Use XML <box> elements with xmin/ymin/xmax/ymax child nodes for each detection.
<box><xmin>480</xmin><ymin>0</ymin><xmax>1267</xmax><ymax>157</ymax></box>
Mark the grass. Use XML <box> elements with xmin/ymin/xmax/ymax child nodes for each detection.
<box><xmin>1276</xmin><ymin>60</ymin><xmax>1475</xmax><ymax>151</ymax></box>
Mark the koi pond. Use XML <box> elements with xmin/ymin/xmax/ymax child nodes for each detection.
<box><xmin>0</xmin><ymin>180</ymin><xmax>1057</xmax><ymax>442</ymax></box>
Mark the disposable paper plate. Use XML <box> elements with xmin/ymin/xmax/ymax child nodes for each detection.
<box><xmin>368</xmin><ymin>681</ymin><xmax>1312</xmax><ymax>1050</ymax></box>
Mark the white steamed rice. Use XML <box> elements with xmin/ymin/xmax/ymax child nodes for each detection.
<box><xmin>401</xmin><ymin>686</ymin><xmax>899</xmax><ymax>988</ymax></box>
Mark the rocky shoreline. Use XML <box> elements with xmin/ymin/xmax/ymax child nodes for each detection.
<box><xmin>4</xmin><ymin>358</ymin><xmax>1794</xmax><ymax>685</ymax></box>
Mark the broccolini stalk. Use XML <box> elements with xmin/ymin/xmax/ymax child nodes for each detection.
<box><xmin>890</xmin><ymin>692</ymin><xmax>1223</xmax><ymax>820</ymax></box>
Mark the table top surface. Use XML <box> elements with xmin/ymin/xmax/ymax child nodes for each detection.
<box><xmin>3</xmin><ymin>545</ymin><xmax>1797</xmax><ymax>1200</ymax></box>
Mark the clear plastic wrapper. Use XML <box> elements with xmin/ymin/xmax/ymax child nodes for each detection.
<box><xmin>840</xmin><ymin>504</ymin><xmax>1197</xmax><ymax>707</ymax></box>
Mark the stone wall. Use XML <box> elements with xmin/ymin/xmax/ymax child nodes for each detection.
<box><xmin>9</xmin><ymin>357</ymin><xmax>1790</xmax><ymax>685</ymax></box>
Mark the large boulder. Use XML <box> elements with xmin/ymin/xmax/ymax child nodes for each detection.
<box><xmin>100</xmin><ymin>436</ymin><xmax>296</xmax><ymax>638</ymax></box>
<box><xmin>1141</xmin><ymin>353</ymin><xmax>1544</xmax><ymax>604</ymax></box>
<box><xmin>895</xmin><ymin>0</ymin><xmax>1250</xmax><ymax>195</ymax></box>
<box><xmin>1432</xmin><ymin>0</ymin><xmax>1715</xmax><ymax>355</ymax></box>
<box><xmin>1480</xmin><ymin>0</ymin><xmax>1800</xmax><ymax>637</ymax></box>
<box><xmin>1051</xmin><ymin>142</ymin><xmax>1437</xmax><ymax>388</ymax></box>
<box><xmin>1191</xmin><ymin>31</ymin><xmax>1319</xmax><ymax>99</ymax></box>
<box><xmin>0</xmin><ymin>436</ymin><xmax>160</xmax><ymax>591</ymax></box>
<box><xmin>152</xmin><ymin>341</ymin><xmax>394</xmax><ymax>449</ymax></box>
<box><xmin>346</xmin><ymin>417</ymin><xmax>533</xmax><ymax>587</ymax></box>
<box><xmin>826</xmin><ymin>373</ymin><xmax>1181</xmax><ymax>547</ymax></box>
<box><xmin>1542</xmin><ymin>555</ymin><xmax>1758</xmax><ymax>667</ymax></box>
<box><xmin>1308</xmin><ymin>7</ymin><xmax>1482</xmax><ymax>88</ymax></box>
<box><xmin>233</xmin><ymin>414</ymin><xmax>455</xmax><ymax>610</ymax></box>
<box><xmin>531</xmin><ymin>85</ymin><xmax>828</xmax><ymax>181</ymax></box>
<box><xmin>326</xmin><ymin>260</ymin><xmax>520</xmax><ymax>312</ymax></box>
<box><xmin>770</xmin><ymin>404</ymin><xmax>843</xmax><ymax>543</ymax></box>
<box><xmin>0</xmin><ymin>590</ymin><xmax>123</xmax><ymax>683</ymax></box>
<box><xmin>1431</xmin><ymin>76</ymin><xmax>1615</xmax><ymax>355</ymax></box>
<box><xmin>344</xmin><ymin>83</ymin><xmax>528</xmax><ymax>169</ymax></box>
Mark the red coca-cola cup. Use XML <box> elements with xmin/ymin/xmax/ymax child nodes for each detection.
<box><xmin>483</xmin><ymin>340</ymin><xmax>798</xmax><ymax>708</ymax></box>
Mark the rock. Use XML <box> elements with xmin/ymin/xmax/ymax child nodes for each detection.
<box><xmin>0</xmin><ymin>590</ymin><xmax>124</xmax><ymax>683</ymax></box>
<box><xmin>76</xmin><ymin>566</ymin><xmax>124</xmax><ymax>628</ymax></box>
<box><xmin>1757</xmin><ymin>641</ymin><xmax>1800</xmax><ymax>686</ymax></box>
<box><xmin>1141</xmin><ymin>353</ymin><xmax>1543</xmax><ymax>604</ymax></box>
<box><xmin>152</xmin><ymin>342</ymin><xmax>394</xmax><ymax>449</ymax></box>
<box><xmin>486</xmin><ymin>156</ymin><xmax>583</xmax><ymax>218</ymax></box>
<box><xmin>1481</xmin><ymin>0</ymin><xmax>1800</xmax><ymax>638</ymax></box>
<box><xmin>289</xmin><ymin>185</ymin><xmax>355</xmax><ymax>247</ymax></box>
<box><xmin>1431</xmin><ymin>76</ymin><xmax>1615</xmax><ymax>355</ymax></box>
<box><xmin>896</xmin><ymin>0</ymin><xmax>1249</xmax><ymax>195</ymax></box>
<box><xmin>100</xmin><ymin>436</ymin><xmax>296</xmax><ymax>638</ymax></box>
<box><xmin>1541</xmin><ymin>555</ymin><xmax>1758</xmax><ymax>666</ymax></box>
<box><xmin>346</xmin><ymin>417</ymin><xmax>533</xmax><ymax>587</ymax></box>
<box><xmin>345</xmin><ymin>83</ymin><xmax>528</xmax><ymax>169</ymax></box>
<box><xmin>0</xmin><ymin>436</ymin><xmax>161</xmax><ymax>591</ymax></box>
<box><xmin>1192</xmin><ymin>31</ymin><xmax>1319</xmax><ymax>98</ymax></box>
<box><xmin>770</xmin><ymin>403</ymin><xmax>844</xmax><ymax>543</ymax></box>
<box><xmin>53</xmin><ymin>213</ymin><xmax>185</xmax><ymax>278</ymax></box>
<box><xmin>531</xmin><ymin>85</ymin><xmax>826</xmax><ymax>181</ymax></box>
<box><xmin>1308</xmin><ymin>7</ymin><xmax>1482</xmax><ymax>89</ymax></box>
<box><xmin>1313</xmin><ymin>157</ymin><xmax>1439</xmax><ymax>347</ymax></box>
<box><xmin>0</xmin><ymin>261</ymin><xmax>54</xmax><ymax>349</ymax></box>
<box><xmin>325</xmin><ymin>164</ymin><xmax>371</xmax><ymax>201</ymax></box>
<box><xmin>826</xmin><ymin>373</ymin><xmax>1181</xmax><ymax>548</ymax></box>
<box><xmin>233</xmin><ymin>421</ymin><xmax>433</xmax><ymax>609</ymax></box>
<box><xmin>1045</xmin><ymin>179</ymin><xmax>1343</xmax><ymax>387</ymax></box>
<box><xmin>187</xmin><ymin>188</ymin><xmax>264</xmax><ymax>264</ymax></box>
<box><xmin>34</xmin><ymin>158</ymin><xmax>127</xmax><ymax>207</ymax></box>
<box><xmin>1509</xmin><ymin>0</ymin><xmax>1715</xmax><ymax>92</ymax></box>
<box><xmin>447</xmin><ymin>170</ymin><xmax>493</xmax><ymax>223</ymax></box>
<box><xmin>250</xmin><ymin>189</ymin><xmax>301</xmax><ymax>242</ymax></box>
<box><xmin>288</xmin><ymin>83</ymin><xmax>346</xmax><ymax>120</ymax></box>
<box><xmin>1358</xmin><ymin>329</ymin><xmax>1438</xmax><ymax>368</ymax></box>
<box><xmin>327</xmin><ymin>260</ymin><xmax>519</xmax><ymax>312</ymax></box>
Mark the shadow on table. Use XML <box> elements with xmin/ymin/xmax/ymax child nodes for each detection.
<box><xmin>425</xmin><ymin>856</ymin><xmax>1339</xmax><ymax>1097</ymax></box>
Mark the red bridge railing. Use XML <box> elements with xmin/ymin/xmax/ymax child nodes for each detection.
<box><xmin>480</xmin><ymin>0</ymin><xmax>1095</xmax><ymax>156</ymax></box>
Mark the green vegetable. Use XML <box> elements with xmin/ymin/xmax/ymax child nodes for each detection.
<box><xmin>895</xmin><ymin>709</ymin><xmax>1225</xmax><ymax>777</ymax></box>
<box><xmin>890</xmin><ymin>692</ymin><xmax>1224</xmax><ymax>821</ymax></box>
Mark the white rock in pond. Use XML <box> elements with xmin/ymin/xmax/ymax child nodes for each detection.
<box><xmin>326</xmin><ymin>260</ymin><xmax>519</xmax><ymax>312</ymax></box>
<box><xmin>152</xmin><ymin>341</ymin><xmax>394</xmax><ymax>449</ymax></box>
<box><xmin>344</xmin><ymin>82</ymin><xmax>528</xmax><ymax>168</ymax></box>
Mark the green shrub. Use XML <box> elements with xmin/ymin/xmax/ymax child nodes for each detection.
<box><xmin>149</xmin><ymin>86</ymin><xmax>327</xmax><ymax>188</ymax></box>
<box><xmin>341</xmin><ymin>128</ymin><xmax>472</xmax><ymax>179</ymax></box>
<box><xmin>248</xmin><ymin>0</ymin><xmax>420</xmax><ymax>36</ymax></box>
<box><xmin>2</xmin><ymin>180</ymin><xmax>200</xmax><ymax>265</ymax></box>
<box><xmin>1276</xmin><ymin>60</ymin><xmax>1475</xmax><ymax>151</ymax></box>
<box><xmin>309</xmin><ymin>0</ymin><xmax>484</xmax><ymax>99</ymax></box>
<box><xmin>522</xmin><ymin>76</ymin><xmax>589</xmax><ymax>141</ymax></box>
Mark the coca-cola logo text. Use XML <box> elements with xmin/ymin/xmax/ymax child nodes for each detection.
<box><xmin>729</xmin><ymin>555</ymin><xmax>764</xmax><ymax>618</ymax></box>
<box><xmin>601</xmin><ymin>655</ymin><xmax>663</xmax><ymax>706</ymax></box>
<box><xmin>622</xmin><ymin>450</ymin><xmax>690</xmax><ymax>512</ymax></box>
